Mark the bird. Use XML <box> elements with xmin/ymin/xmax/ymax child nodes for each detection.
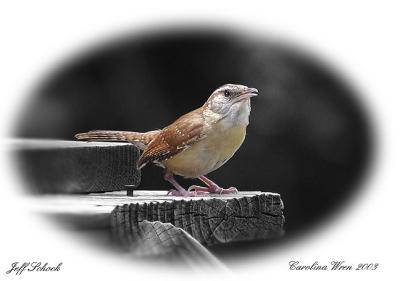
<box><xmin>74</xmin><ymin>84</ymin><xmax>258</xmax><ymax>196</ymax></box>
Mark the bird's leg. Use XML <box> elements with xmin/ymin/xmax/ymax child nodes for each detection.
<box><xmin>198</xmin><ymin>175</ymin><xmax>238</xmax><ymax>194</ymax></box>
<box><xmin>163</xmin><ymin>171</ymin><xmax>207</xmax><ymax>197</ymax></box>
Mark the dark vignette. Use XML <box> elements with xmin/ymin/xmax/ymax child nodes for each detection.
<box><xmin>14</xmin><ymin>27</ymin><xmax>372</xmax><ymax>258</ymax></box>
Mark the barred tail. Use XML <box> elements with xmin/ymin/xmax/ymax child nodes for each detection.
<box><xmin>74</xmin><ymin>130</ymin><xmax>160</xmax><ymax>149</ymax></box>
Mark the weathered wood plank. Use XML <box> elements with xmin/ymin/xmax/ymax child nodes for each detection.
<box><xmin>111</xmin><ymin>219</ymin><xmax>229</xmax><ymax>269</ymax></box>
<box><xmin>114</xmin><ymin>219</ymin><xmax>218</xmax><ymax>259</ymax></box>
<box><xmin>31</xmin><ymin>191</ymin><xmax>284</xmax><ymax>244</ymax></box>
<box><xmin>30</xmin><ymin>190</ymin><xmax>284</xmax><ymax>266</ymax></box>
<box><xmin>12</xmin><ymin>139</ymin><xmax>141</xmax><ymax>193</ymax></box>
<box><xmin>110</xmin><ymin>192</ymin><xmax>284</xmax><ymax>247</ymax></box>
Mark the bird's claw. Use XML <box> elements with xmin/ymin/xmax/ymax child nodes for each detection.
<box><xmin>188</xmin><ymin>185</ymin><xmax>209</xmax><ymax>193</ymax></box>
<box><xmin>167</xmin><ymin>188</ymin><xmax>207</xmax><ymax>197</ymax></box>
<box><xmin>188</xmin><ymin>185</ymin><xmax>238</xmax><ymax>194</ymax></box>
<box><xmin>167</xmin><ymin>185</ymin><xmax>238</xmax><ymax>197</ymax></box>
<box><xmin>215</xmin><ymin>186</ymin><xmax>238</xmax><ymax>194</ymax></box>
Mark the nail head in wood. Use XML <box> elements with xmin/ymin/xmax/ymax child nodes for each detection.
<box><xmin>125</xmin><ymin>185</ymin><xmax>136</xmax><ymax>197</ymax></box>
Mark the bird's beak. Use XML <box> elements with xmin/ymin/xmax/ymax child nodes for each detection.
<box><xmin>234</xmin><ymin>88</ymin><xmax>258</xmax><ymax>102</ymax></box>
<box><xmin>244</xmin><ymin>87</ymin><xmax>258</xmax><ymax>97</ymax></box>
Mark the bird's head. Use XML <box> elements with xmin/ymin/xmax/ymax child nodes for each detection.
<box><xmin>205</xmin><ymin>84</ymin><xmax>258</xmax><ymax>122</ymax></box>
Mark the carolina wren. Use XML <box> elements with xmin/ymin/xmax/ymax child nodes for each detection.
<box><xmin>75</xmin><ymin>84</ymin><xmax>258</xmax><ymax>196</ymax></box>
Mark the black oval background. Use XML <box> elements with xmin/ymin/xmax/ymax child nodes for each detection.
<box><xmin>15</xmin><ymin>28</ymin><xmax>372</xmax><ymax>257</ymax></box>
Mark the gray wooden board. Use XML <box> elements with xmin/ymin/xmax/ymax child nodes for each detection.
<box><xmin>29</xmin><ymin>190</ymin><xmax>284</xmax><ymax>266</ymax></box>
<box><xmin>31</xmin><ymin>190</ymin><xmax>285</xmax><ymax>244</ymax></box>
<box><xmin>11</xmin><ymin>139</ymin><xmax>141</xmax><ymax>193</ymax></box>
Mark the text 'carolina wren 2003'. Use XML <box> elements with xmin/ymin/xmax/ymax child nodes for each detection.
<box><xmin>75</xmin><ymin>84</ymin><xmax>258</xmax><ymax>196</ymax></box>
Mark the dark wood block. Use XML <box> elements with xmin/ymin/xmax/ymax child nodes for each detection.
<box><xmin>12</xmin><ymin>139</ymin><xmax>141</xmax><ymax>194</ymax></box>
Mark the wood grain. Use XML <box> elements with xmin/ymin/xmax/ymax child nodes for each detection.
<box><xmin>111</xmin><ymin>191</ymin><xmax>284</xmax><ymax>247</ymax></box>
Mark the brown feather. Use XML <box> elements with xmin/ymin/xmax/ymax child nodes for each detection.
<box><xmin>137</xmin><ymin>107</ymin><xmax>207</xmax><ymax>169</ymax></box>
<box><xmin>74</xmin><ymin>130</ymin><xmax>160</xmax><ymax>149</ymax></box>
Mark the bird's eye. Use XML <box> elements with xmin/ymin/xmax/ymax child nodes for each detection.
<box><xmin>224</xmin><ymin>90</ymin><xmax>231</xmax><ymax>97</ymax></box>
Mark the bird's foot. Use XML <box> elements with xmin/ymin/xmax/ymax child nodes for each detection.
<box><xmin>167</xmin><ymin>188</ymin><xmax>208</xmax><ymax>197</ymax></box>
<box><xmin>188</xmin><ymin>184</ymin><xmax>238</xmax><ymax>195</ymax></box>
<box><xmin>187</xmin><ymin>185</ymin><xmax>210</xmax><ymax>194</ymax></box>
<box><xmin>197</xmin><ymin>175</ymin><xmax>239</xmax><ymax>194</ymax></box>
<box><xmin>210</xmin><ymin>186</ymin><xmax>238</xmax><ymax>194</ymax></box>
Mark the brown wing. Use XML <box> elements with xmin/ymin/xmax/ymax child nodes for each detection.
<box><xmin>137</xmin><ymin>107</ymin><xmax>207</xmax><ymax>169</ymax></box>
